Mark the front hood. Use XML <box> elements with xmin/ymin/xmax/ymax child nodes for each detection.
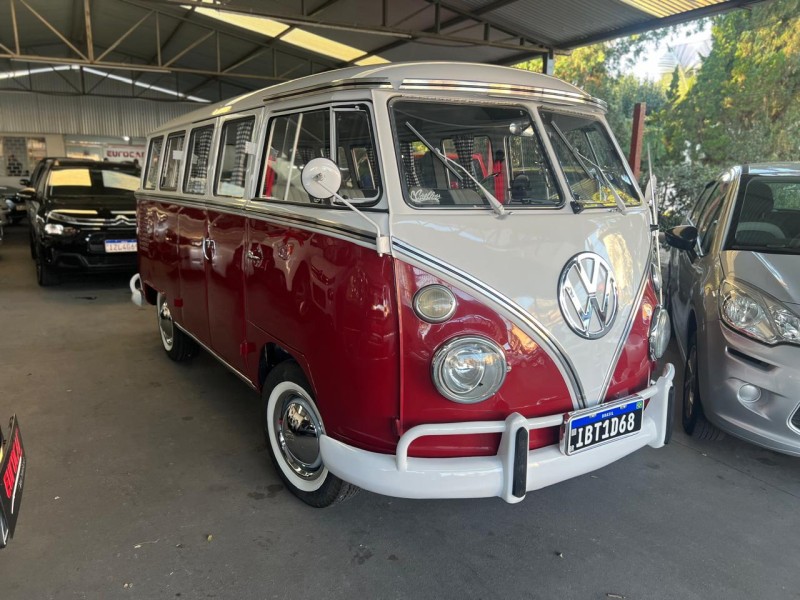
<box><xmin>48</xmin><ymin>195</ymin><xmax>136</xmax><ymax>216</ymax></box>
<box><xmin>391</xmin><ymin>208</ymin><xmax>652</xmax><ymax>407</ymax></box>
<box><xmin>720</xmin><ymin>251</ymin><xmax>800</xmax><ymax>307</ymax></box>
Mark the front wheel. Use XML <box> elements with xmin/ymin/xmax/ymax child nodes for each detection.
<box><xmin>682</xmin><ymin>333</ymin><xmax>724</xmax><ymax>441</ymax></box>
<box><xmin>156</xmin><ymin>293</ymin><xmax>197</xmax><ymax>362</ymax></box>
<box><xmin>262</xmin><ymin>361</ymin><xmax>358</xmax><ymax>507</ymax></box>
<box><xmin>35</xmin><ymin>242</ymin><xmax>59</xmax><ymax>286</ymax></box>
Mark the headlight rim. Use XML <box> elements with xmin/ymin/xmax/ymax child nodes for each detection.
<box><xmin>431</xmin><ymin>335</ymin><xmax>508</xmax><ymax>404</ymax></box>
<box><xmin>648</xmin><ymin>305</ymin><xmax>670</xmax><ymax>360</ymax></box>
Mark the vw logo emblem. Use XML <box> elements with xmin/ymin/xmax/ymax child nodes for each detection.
<box><xmin>558</xmin><ymin>252</ymin><xmax>618</xmax><ymax>339</ymax></box>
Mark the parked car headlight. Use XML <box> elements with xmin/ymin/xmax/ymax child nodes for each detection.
<box><xmin>649</xmin><ymin>306</ymin><xmax>671</xmax><ymax>360</ymax></box>
<box><xmin>720</xmin><ymin>280</ymin><xmax>800</xmax><ymax>345</ymax></box>
<box><xmin>431</xmin><ymin>336</ymin><xmax>507</xmax><ymax>403</ymax></box>
<box><xmin>44</xmin><ymin>223</ymin><xmax>64</xmax><ymax>235</ymax></box>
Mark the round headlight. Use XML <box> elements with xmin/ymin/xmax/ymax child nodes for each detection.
<box><xmin>413</xmin><ymin>284</ymin><xmax>457</xmax><ymax>323</ymax></box>
<box><xmin>649</xmin><ymin>306</ymin><xmax>671</xmax><ymax>360</ymax></box>
<box><xmin>431</xmin><ymin>336</ymin><xmax>507</xmax><ymax>403</ymax></box>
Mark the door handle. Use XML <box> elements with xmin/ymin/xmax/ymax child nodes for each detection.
<box><xmin>246</xmin><ymin>246</ymin><xmax>263</xmax><ymax>266</ymax></box>
<box><xmin>202</xmin><ymin>237</ymin><xmax>215</xmax><ymax>261</ymax></box>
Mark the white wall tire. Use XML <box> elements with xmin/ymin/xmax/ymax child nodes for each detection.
<box><xmin>261</xmin><ymin>361</ymin><xmax>359</xmax><ymax>507</ymax></box>
<box><xmin>156</xmin><ymin>293</ymin><xmax>197</xmax><ymax>362</ymax></box>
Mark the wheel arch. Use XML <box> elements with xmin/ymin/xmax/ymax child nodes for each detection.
<box><xmin>258</xmin><ymin>342</ymin><xmax>302</xmax><ymax>391</ymax></box>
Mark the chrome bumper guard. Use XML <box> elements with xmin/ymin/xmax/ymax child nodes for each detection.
<box><xmin>129</xmin><ymin>273</ymin><xmax>144</xmax><ymax>307</ymax></box>
<box><xmin>320</xmin><ymin>363</ymin><xmax>675</xmax><ymax>503</ymax></box>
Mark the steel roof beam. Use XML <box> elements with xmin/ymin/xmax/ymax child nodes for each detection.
<box><xmin>346</xmin><ymin>0</ymin><xmax>549</xmax><ymax>65</ymax></box>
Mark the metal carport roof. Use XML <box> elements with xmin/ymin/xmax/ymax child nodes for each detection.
<box><xmin>0</xmin><ymin>0</ymin><xmax>768</xmax><ymax>103</ymax></box>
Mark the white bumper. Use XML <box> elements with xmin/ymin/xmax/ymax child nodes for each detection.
<box><xmin>320</xmin><ymin>364</ymin><xmax>675</xmax><ymax>503</ymax></box>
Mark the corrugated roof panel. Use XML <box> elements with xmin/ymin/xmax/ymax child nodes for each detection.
<box><xmin>0</xmin><ymin>92</ymin><xmax>197</xmax><ymax>136</ymax></box>
<box><xmin>619</xmin><ymin>0</ymin><xmax>727</xmax><ymax>18</ymax></box>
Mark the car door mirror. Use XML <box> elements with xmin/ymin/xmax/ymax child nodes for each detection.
<box><xmin>664</xmin><ymin>225</ymin><xmax>698</xmax><ymax>251</ymax></box>
<box><xmin>19</xmin><ymin>178</ymin><xmax>30</xmax><ymax>187</ymax></box>
<box><xmin>16</xmin><ymin>188</ymin><xmax>35</xmax><ymax>200</ymax></box>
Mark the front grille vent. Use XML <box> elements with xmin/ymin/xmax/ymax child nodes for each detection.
<box><xmin>49</xmin><ymin>210</ymin><xmax>136</xmax><ymax>228</ymax></box>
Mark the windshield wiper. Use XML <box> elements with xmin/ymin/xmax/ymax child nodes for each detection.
<box><xmin>550</xmin><ymin>122</ymin><xmax>627</xmax><ymax>214</ymax></box>
<box><xmin>404</xmin><ymin>122</ymin><xmax>508</xmax><ymax>218</ymax></box>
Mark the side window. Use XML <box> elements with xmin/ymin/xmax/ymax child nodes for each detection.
<box><xmin>697</xmin><ymin>180</ymin><xmax>730</xmax><ymax>253</ymax></box>
<box><xmin>689</xmin><ymin>181</ymin><xmax>716</xmax><ymax>224</ymax></box>
<box><xmin>215</xmin><ymin>117</ymin><xmax>255</xmax><ymax>198</ymax></box>
<box><xmin>261</xmin><ymin>106</ymin><xmax>380</xmax><ymax>205</ymax></box>
<box><xmin>183</xmin><ymin>125</ymin><xmax>215</xmax><ymax>195</ymax></box>
<box><xmin>264</xmin><ymin>109</ymin><xmax>329</xmax><ymax>204</ymax></box>
<box><xmin>160</xmin><ymin>133</ymin><xmax>185</xmax><ymax>191</ymax></box>
<box><xmin>144</xmin><ymin>137</ymin><xmax>163</xmax><ymax>190</ymax></box>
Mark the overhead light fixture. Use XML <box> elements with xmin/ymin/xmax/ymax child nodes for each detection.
<box><xmin>188</xmin><ymin>2</ymin><xmax>388</xmax><ymax>66</ymax></box>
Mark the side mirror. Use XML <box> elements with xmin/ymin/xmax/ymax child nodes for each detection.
<box><xmin>16</xmin><ymin>188</ymin><xmax>35</xmax><ymax>200</ymax></box>
<box><xmin>664</xmin><ymin>225</ymin><xmax>698</xmax><ymax>251</ymax></box>
<box><xmin>19</xmin><ymin>178</ymin><xmax>30</xmax><ymax>187</ymax></box>
<box><xmin>300</xmin><ymin>157</ymin><xmax>341</xmax><ymax>200</ymax></box>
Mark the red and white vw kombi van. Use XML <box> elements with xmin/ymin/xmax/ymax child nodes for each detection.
<box><xmin>132</xmin><ymin>62</ymin><xmax>674</xmax><ymax>507</ymax></box>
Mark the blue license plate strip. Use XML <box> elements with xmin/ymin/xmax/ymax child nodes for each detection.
<box><xmin>563</xmin><ymin>397</ymin><xmax>644</xmax><ymax>455</ymax></box>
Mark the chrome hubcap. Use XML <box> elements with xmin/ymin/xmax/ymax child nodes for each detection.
<box><xmin>274</xmin><ymin>393</ymin><xmax>323</xmax><ymax>481</ymax></box>
<box><xmin>158</xmin><ymin>297</ymin><xmax>174</xmax><ymax>350</ymax></box>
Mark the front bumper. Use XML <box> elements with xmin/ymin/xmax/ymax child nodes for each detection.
<box><xmin>701</xmin><ymin>320</ymin><xmax>800</xmax><ymax>456</ymax></box>
<box><xmin>42</xmin><ymin>229</ymin><xmax>137</xmax><ymax>272</ymax></box>
<box><xmin>321</xmin><ymin>364</ymin><xmax>675</xmax><ymax>503</ymax></box>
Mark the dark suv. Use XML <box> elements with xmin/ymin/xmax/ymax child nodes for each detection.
<box><xmin>27</xmin><ymin>159</ymin><xmax>140</xmax><ymax>286</ymax></box>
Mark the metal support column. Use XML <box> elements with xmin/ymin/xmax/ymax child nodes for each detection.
<box><xmin>628</xmin><ymin>102</ymin><xmax>646</xmax><ymax>180</ymax></box>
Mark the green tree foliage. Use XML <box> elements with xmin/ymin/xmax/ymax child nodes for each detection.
<box><xmin>516</xmin><ymin>0</ymin><xmax>800</xmax><ymax>223</ymax></box>
<box><xmin>664</xmin><ymin>0</ymin><xmax>800</xmax><ymax>165</ymax></box>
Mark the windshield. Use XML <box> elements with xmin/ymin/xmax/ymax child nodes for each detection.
<box><xmin>728</xmin><ymin>176</ymin><xmax>800</xmax><ymax>255</ymax></box>
<box><xmin>391</xmin><ymin>100</ymin><xmax>561</xmax><ymax>209</ymax></box>
<box><xmin>47</xmin><ymin>167</ymin><xmax>139</xmax><ymax>197</ymax></box>
<box><xmin>540</xmin><ymin>110</ymin><xmax>640</xmax><ymax>208</ymax></box>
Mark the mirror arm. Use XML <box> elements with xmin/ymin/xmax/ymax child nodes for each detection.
<box><xmin>315</xmin><ymin>177</ymin><xmax>391</xmax><ymax>257</ymax></box>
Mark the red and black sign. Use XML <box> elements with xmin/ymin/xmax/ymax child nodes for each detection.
<box><xmin>0</xmin><ymin>416</ymin><xmax>25</xmax><ymax>548</ymax></box>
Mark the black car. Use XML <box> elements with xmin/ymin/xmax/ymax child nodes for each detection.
<box><xmin>27</xmin><ymin>160</ymin><xmax>140</xmax><ymax>286</ymax></box>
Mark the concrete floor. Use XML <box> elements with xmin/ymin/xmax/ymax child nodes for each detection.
<box><xmin>1</xmin><ymin>223</ymin><xmax>798</xmax><ymax>600</ymax></box>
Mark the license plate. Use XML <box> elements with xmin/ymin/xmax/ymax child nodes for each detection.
<box><xmin>563</xmin><ymin>397</ymin><xmax>643</xmax><ymax>455</ymax></box>
<box><xmin>104</xmin><ymin>239</ymin><xmax>137</xmax><ymax>253</ymax></box>
<box><xmin>0</xmin><ymin>416</ymin><xmax>25</xmax><ymax>548</ymax></box>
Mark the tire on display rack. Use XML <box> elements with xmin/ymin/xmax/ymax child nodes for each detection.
<box><xmin>682</xmin><ymin>332</ymin><xmax>724</xmax><ymax>441</ymax></box>
<box><xmin>156</xmin><ymin>293</ymin><xmax>198</xmax><ymax>362</ymax></box>
<box><xmin>262</xmin><ymin>360</ymin><xmax>359</xmax><ymax>507</ymax></box>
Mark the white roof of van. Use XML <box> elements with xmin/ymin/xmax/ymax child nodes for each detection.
<box><xmin>153</xmin><ymin>61</ymin><xmax>599</xmax><ymax>134</ymax></box>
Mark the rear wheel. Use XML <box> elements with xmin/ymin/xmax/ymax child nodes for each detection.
<box><xmin>682</xmin><ymin>333</ymin><xmax>724</xmax><ymax>441</ymax></box>
<box><xmin>34</xmin><ymin>242</ymin><xmax>59</xmax><ymax>286</ymax></box>
<box><xmin>262</xmin><ymin>361</ymin><xmax>358</xmax><ymax>507</ymax></box>
<box><xmin>157</xmin><ymin>293</ymin><xmax>197</xmax><ymax>362</ymax></box>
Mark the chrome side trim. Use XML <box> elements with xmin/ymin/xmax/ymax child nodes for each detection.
<box><xmin>595</xmin><ymin>259</ymin><xmax>651</xmax><ymax>403</ymax></box>
<box><xmin>174</xmin><ymin>323</ymin><xmax>257</xmax><ymax>391</ymax></box>
<box><xmin>136</xmin><ymin>193</ymin><xmax>376</xmax><ymax>247</ymax></box>
<box><xmin>392</xmin><ymin>239</ymin><xmax>585</xmax><ymax>408</ymax></box>
<box><xmin>399</xmin><ymin>79</ymin><xmax>607</xmax><ymax>110</ymax></box>
<box><xmin>263</xmin><ymin>77</ymin><xmax>392</xmax><ymax>102</ymax></box>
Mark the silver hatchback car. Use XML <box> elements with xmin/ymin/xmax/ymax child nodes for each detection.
<box><xmin>665</xmin><ymin>163</ymin><xmax>800</xmax><ymax>456</ymax></box>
